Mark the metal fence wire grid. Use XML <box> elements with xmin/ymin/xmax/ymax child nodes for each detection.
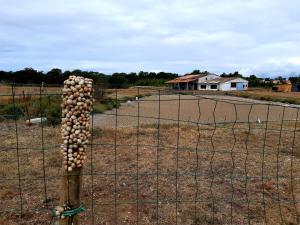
<box><xmin>0</xmin><ymin>82</ymin><xmax>300</xmax><ymax>225</ymax></box>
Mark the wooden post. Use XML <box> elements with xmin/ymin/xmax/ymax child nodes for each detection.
<box><xmin>59</xmin><ymin>167</ymin><xmax>82</xmax><ymax>225</ymax></box>
<box><xmin>55</xmin><ymin>76</ymin><xmax>93</xmax><ymax>225</ymax></box>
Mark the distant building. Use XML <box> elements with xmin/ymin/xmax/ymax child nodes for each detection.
<box><xmin>272</xmin><ymin>80</ymin><xmax>293</xmax><ymax>92</ymax></box>
<box><xmin>272</xmin><ymin>83</ymin><xmax>292</xmax><ymax>92</ymax></box>
<box><xmin>166</xmin><ymin>74</ymin><xmax>248</xmax><ymax>91</ymax></box>
<box><xmin>272</xmin><ymin>80</ymin><xmax>281</xmax><ymax>84</ymax></box>
<box><xmin>166</xmin><ymin>73</ymin><xmax>218</xmax><ymax>90</ymax></box>
<box><xmin>262</xmin><ymin>79</ymin><xmax>271</xmax><ymax>84</ymax></box>
<box><xmin>198</xmin><ymin>77</ymin><xmax>248</xmax><ymax>91</ymax></box>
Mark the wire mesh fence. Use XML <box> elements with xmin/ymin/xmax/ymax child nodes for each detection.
<box><xmin>0</xmin><ymin>83</ymin><xmax>300</xmax><ymax>224</ymax></box>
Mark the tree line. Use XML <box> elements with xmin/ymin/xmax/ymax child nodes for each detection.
<box><xmin>0</xmin><ymin>68</ymin><xmax>178</xmax><ymax>88</ymax></box>
<box><xmin>0</xmin><ymin>68</ymin><xmax>299</xmax><ymax>88</ymax></box>
<box><xmin>219</xmin><ymin>71</ymin><xmax>300</xmax><ymax>87</ymax></box>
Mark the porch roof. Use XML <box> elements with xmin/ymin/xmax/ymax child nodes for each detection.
<box><xmin>166</xmin><ymin>75</ymin><xmax>199</xmax><ymax>84</ymax></box>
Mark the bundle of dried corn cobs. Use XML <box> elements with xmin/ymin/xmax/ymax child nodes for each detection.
<box><xmin>61</xmin><ymin>76</ymin><xmax>93</xmax><ymax>171</ymax></box>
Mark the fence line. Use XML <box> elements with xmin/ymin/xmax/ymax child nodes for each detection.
<box><xmin>0</xmin><ymin>84</ymin><xmax>299</xmax><ymax>224</ymax></box>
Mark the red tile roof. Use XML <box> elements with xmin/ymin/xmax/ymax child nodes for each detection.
<box><xmin>166</xmin><ymin>74</ymin><xmax>205</xmax><ymax>84</ymax></box>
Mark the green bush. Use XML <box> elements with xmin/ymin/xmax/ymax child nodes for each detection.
<box><xmin>0</xmin><ymin>104</ymin><xmax>24</xmax><ymax>119</ymax></box>
<box><xmin>46</xmin><ymin>104</ymin><xmax>61</xmax><ymax>125</ymax></box>
<box><xmin>121</xmin><ymin>96</ymin><xmax>135</xmax><ymax>102</ymax></box>
<box><xmin>93</xmin><ymin>103</ymin><xmax>109</xmax><ymax>113</ymax></box>
<box><xmin>135</xmin><ymin>79</ymin><xmax>167</xmax><ymax>86</ymax></box>
<box><xmin>93</xmin><ymin>99</ymin><xmax>121</xmax><ymax>114</ymax></box>
<box><xmin>27</xmin><ymin>96</ymin><xmax>62</xmax><ymax>126</ymax></box>
<box><xmin>282</xmin><ymin>99</ymin><xmax>299</xmax><ymax>104</ymax></box>
<box><xmin>111</xmin><ymin>99</ymin><xmax>121</xmax><ymax>108</ymax></box>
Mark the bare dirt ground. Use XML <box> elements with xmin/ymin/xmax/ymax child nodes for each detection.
<box><xmin>93</xmin><ymin>94</ymin><xmax>300</xmax><ymax>128</ymax></box>
<box><xmin>1</xmin><ymin>93</ymin><xmax>300</xmax><ymax>225</ymax></box>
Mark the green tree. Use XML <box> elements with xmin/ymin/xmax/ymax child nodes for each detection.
<box><xmin>109</xmin><ymin>74</ymin><xmax>129</xmax><ymax>88</ymax></box>
<box><xmin>289</xmin><ymin>76</ymin><xmax>300</xmax><ymax>84</ymax></box>
<box><xmin>46</xmin><ymin>68</ymin><xmax>63</xmax><ymax>84</ymax></box>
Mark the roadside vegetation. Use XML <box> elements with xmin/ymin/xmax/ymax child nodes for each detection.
<box><xmin>227</xmin><ymin>88</ymin><xmax>300</xmax><ymax>105</ymax></box>
<box><xmin>0</xmin><ymin>96</ymin><xmax>62</xmax><ymax>125</ymax></box>
<box><xmin>0</xmin><ymin>85</ymin><xmax>158</xmax><ymax>126</ymax></box>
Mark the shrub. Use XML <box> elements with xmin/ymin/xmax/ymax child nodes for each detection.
<box><xmin>93</xmin><ymin>99</ymin><xmax>121</xmax><ymax>114</ymax></box>
<box><xmin>111</xmin><ymin>99</ymin><xmax>121</xmax><ymax>108</ymax></box>
<box><xmin>135</xmin><ymin>79</ymin><xmax>167</xmax><ymax>86</ymax></box>
<box><xmin>93</xmin><ymin>103</ymin><xmax>108</xmax><ymax>113</ymax></box>
<box><xmin>26</xmin><ymin>96</ymin><xmax>62</xmax><ymax>126</ymax></box>
<box><xmin>0</xmin><ymin>104</ymin><xmax>24</xmax><ymax>119</ymax></box>
<box><xmin>46</xmin><ymin>104</ymin><xmax>61</xmax><ymax>126</ymax></box>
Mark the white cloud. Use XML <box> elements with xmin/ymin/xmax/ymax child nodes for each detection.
<box><xmin>287</xmin><ymin>57</ymin><xmax>300</xmax><ymax>65</ymax></box>
<box><xmin>0</xmin><ymin>0</ymin><xmax>300</xmax><ymax>77</ymax></box>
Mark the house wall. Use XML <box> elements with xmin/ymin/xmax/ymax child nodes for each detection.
<box><xmin>198</xmin><ymin>74</ymin><xmax>219</xmax><ymax>83</ymax></box>
<box><xmin>198</xmin><ymin>83</ymin><xmax>208</xmax><ymax>90</ymax></box>
<box><xmin>198</xmin><ymin>83</ymin><xmax>219</xmax><ymax>91</ymax></box>
<box><xmin>197</xmin><ymin>75</ymin><xmax>219</xmax><ymax>90</ymax></box>
<box><xmin>236</xmin><ymin>82</ymin><xmax>248</xmax><ymax>91</ymax></box>
<box><xmin>198</xmin><ymin>77</ymin><xmax>249</xmax><ymax>91</ymax></box>
<box><xmin>209</xmin><ymin>84</ymin><xmax>219</xmax><ymax>91</ymax></box>
<box><xmin>219</xmin><ymin>82</ymin><xmax>231</xmax><ymax>91</ymax></box>
<box><xmin>219</xmin><ymin>79</ymin><xmax>249</xmax><ymax>91</ymax></box>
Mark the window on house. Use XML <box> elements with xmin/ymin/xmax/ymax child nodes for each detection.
<box><xmin>200</xmin><ymin>84</ymin><xmax>206</xmax><ymax>89</ymax></box>
<box><xmin>210</xmin><ymin>84</ymin><xmax>217</xmax><ymax>89</ymax></box>
<box><xmin>231</xmin><ymin>83</ymin><xmax>237</xmax><ymax>88</ymax></box>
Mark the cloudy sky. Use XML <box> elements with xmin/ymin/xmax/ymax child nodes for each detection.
<box><xmin>1</xmin><ymin>0</ymin><xmax>300</xmax><ymax>77</ymax></box>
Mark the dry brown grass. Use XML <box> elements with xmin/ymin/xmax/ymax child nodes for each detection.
<box><xmin>0</xmin><ymin>85</ymin><xmax>156</xmax><ymax>102</ymax></box>
<box><xmin>0</xmin><ymin>84</ymin><xmax>61</xmax><ymax>95</ymax></box>
<box><xmin>1</xmin><ymin>89</ymin><xmax>300</xmax><ymax>224</ymax></box>
<box><xmin>229</xmin><ymin>88</ymin><xmax>300</xmax><ymax>105</ymax></box>
<box><xmin>0</xmin><ymin>117</ymin><xmax>299</xmax><ymax>224</ymax></box>
<box><xmin>0</xmin><ymin>84</ymin><xmax>61</xmax><ymax>104</ymax></box>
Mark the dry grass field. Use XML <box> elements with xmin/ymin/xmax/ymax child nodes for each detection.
<box><xmin>0</xmin><ymin>84</ymin><xmax>61</xmax><ymax>94</ymax></box>
<box><xmin>245</xmin><ymin>88</ymin><xmax>300</xmax><ymax>98</ymax></box>
<box><xmin>0</xmin><ymin>84</ymin><xmax>61</xmax><ymax>104</ymax></box>
<box><xmin>1</xmin><ymin>93</ymin><xmax>300</xmax><ymax>225</ymax></box>
<box><xmin>229</xmin><ymin>88</ymin><xmax>300</xmax><ymax>105</ymax></box>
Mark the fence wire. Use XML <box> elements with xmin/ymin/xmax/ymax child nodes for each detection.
<box><xmin>0</xmin><ymin>84</ymin><xmax>300</xmax><ymax>225</ymax></box>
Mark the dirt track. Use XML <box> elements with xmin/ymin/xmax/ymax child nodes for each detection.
<box><xmin>94</xmin><ymin>94</ymin><xmax>300</xmax><ymax>128</ymax></box>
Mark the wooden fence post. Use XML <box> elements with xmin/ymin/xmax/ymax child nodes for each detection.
<box><xmin>59</xmin><ymin>168</ymin><xmax>82</xmax><ymax>225</ymax></box>
<box><xmin>54</xmin><ymin>76</ymin><xmax>93</xmax><ymax>225</ymax></box>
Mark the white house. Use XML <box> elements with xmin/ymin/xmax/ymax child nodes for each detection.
<box><xmin>166</xmin><ymin>74</ymin><xmax>248</xmax><ymax>91</ymax></box>
<box><xmin>199</xmin><ymin>77</ymin><xmax>249</xmax><ymax>91</ymax></box>
<box><xmin>166</xmin><ymin>73</ymin><xmax>219</xmax><ymax>90</ymax></box>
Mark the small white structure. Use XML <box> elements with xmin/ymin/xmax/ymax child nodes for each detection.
<box><xmin>25</xmin><ymin>117</ymin><xmax>47</xmax><ymax>126</ymax></box>
<box><xmin>167</xmin><ymin>74</ymin><xmax>248</xmax><ymax>91</ymax></box>
<box><xmin>198</xmin><ymin>77</ymin><xmax>249</xmax><ymax>91</ymax></box>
